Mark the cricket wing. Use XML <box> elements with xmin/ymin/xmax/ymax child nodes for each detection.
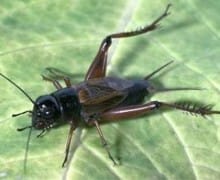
<box><xmin>78</xmin><ymin>82</ymin><xmax>127</xmax><ymax>114</ymax></box>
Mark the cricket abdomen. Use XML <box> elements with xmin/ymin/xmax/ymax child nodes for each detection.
<box><xmin>117</xmin><ymin>79</ymin><xmax>152</xmax><ymax>107</ymax></box>
<box><xmin>99</xmin><ymin>77</ymin><xmax>153</xmax><ymax>107</ymax></box>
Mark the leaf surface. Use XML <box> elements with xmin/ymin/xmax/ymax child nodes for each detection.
<box><xmin>0</xmin><ymin>0</ymin><xmax>220</xmax><ymax>179</ymax></box>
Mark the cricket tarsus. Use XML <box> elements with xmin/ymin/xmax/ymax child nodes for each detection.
<box><xmin>85</xmin><ymin>4</ymin><xmax>171</xmax><ymax>80</ymax></box>
<box><xmin>93</xmin><ymin>120</ymin><xmax>118</xmax><ymax>165</ymax></box>
<box><xmin>151</xmin><ymin>3</ymin><xmax>172</xmax><ymax>25</ymax></box>
<box><xmin>110</xmin><ymin>3</ymin><xmax>171</xmax><ymax>38</ymax></box>
<box><xmin>37</xmin><ymin>129</ymin><xmax>46</xmax><ymax>138</ymax></box>
<box><xmin>62</xmin><ymin>123</ymin><xmax>76</xmax><ymax>167</ymax></box>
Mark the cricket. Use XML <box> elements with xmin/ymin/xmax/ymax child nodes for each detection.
<box><xmin>1</xmin><ymin>4</ymin><xmax>219</xmax><ymax>168</ymax></box>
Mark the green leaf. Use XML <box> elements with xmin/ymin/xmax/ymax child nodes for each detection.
<box><xmin>0</xmin><ymin>0</ymin><xmax>220</xmax><ymax>179</ymax></box>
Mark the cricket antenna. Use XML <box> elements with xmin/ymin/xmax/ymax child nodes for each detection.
<box><xmin>0</xmin><ymin>73</ymin><xmax>35</xmax><ymax>104</ymax></box>
<box><xmin>23</xmin><ymin>126</ymin><xmax>33</xmax><ymax>174</ymax></box>
<box><xmin>144</xmin><ymin>61</ymin><xmax>173</xmax><ymax>80</ymax></box>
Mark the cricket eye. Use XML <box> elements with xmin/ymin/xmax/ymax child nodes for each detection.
<box><xmin>39</xmin><ymin>104</ymin><xmax>56</xmax><ymax>119</ymax></box>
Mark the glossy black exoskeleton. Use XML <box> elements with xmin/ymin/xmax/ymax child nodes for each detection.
<box><xmin>32</xmin><ymin>88</ymin><xmax>81</xmax><ymax>130</ymax></box>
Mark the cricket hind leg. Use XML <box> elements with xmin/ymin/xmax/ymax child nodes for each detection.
<box><xmin>99</xmin><ymin>101</ymin><xmax>220</xmax><ymax>122</ymax></box>
<box><xmin>85</xmin><ymin>4</ymin><xmax>171</xmax><ymax>80</ymax></box>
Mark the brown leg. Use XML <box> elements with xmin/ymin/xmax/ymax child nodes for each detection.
<box><xmin>85</xmin><ymin>4</ymin><xmax>171</xmax><ymax>80</ymax></box>
<box><xmin>63</xmin><ymin>77</ymin><xmax>72</xmax><ymax>87</ymax></box>
<box><xmin>100</xmin><ymin>101</ymin><xmax>220</xmax><ymax>122</ymax></box>
<box><xmin>62</xmin><ymin>122</ymin><xmax>76</xmax><ymax>167</ymax></box>
<box><xmin>42</xmin><ymin>75</ymin><xmax>63</xmax><ymax>89</ymax></box>
<box><xmin>42</xmin><ymin>75</ymin><xmax>72</xmax><ymax>89</ymax></box>
<box><xmin>93</xmin><ymin>120</ymin><xmax>118</xmax><ymax>165</ymax></box>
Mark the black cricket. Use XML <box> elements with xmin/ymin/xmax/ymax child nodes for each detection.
<box><xmin>1</xmin><ymin>4</ymin><xmax>220</xmax><ymax>167</ymax></box>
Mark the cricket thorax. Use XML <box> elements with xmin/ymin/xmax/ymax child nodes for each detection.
<box><xmin>32</xmin><ymin>88</ymin><xmax>81</xmax><ymax>130</ymax></box>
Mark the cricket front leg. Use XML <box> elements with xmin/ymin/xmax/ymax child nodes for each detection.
<box><xmin>42</xmin><ymin>75</ymin><xmax>72</xmax><ymax>89</ymax></box>
<box><xmin>85</xmin><ymin>4</ymin><xmax>171</xmax><ymax>80</ymax></box>
<box><xmin>99</xmin><ymin>101</ymin><xmax>220</xmax><ymax>122</ymax></box>
<box><xmin>42</xmin><ymin>75</ymin><xmax>63</xmax><ymax>89</ymax></box>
